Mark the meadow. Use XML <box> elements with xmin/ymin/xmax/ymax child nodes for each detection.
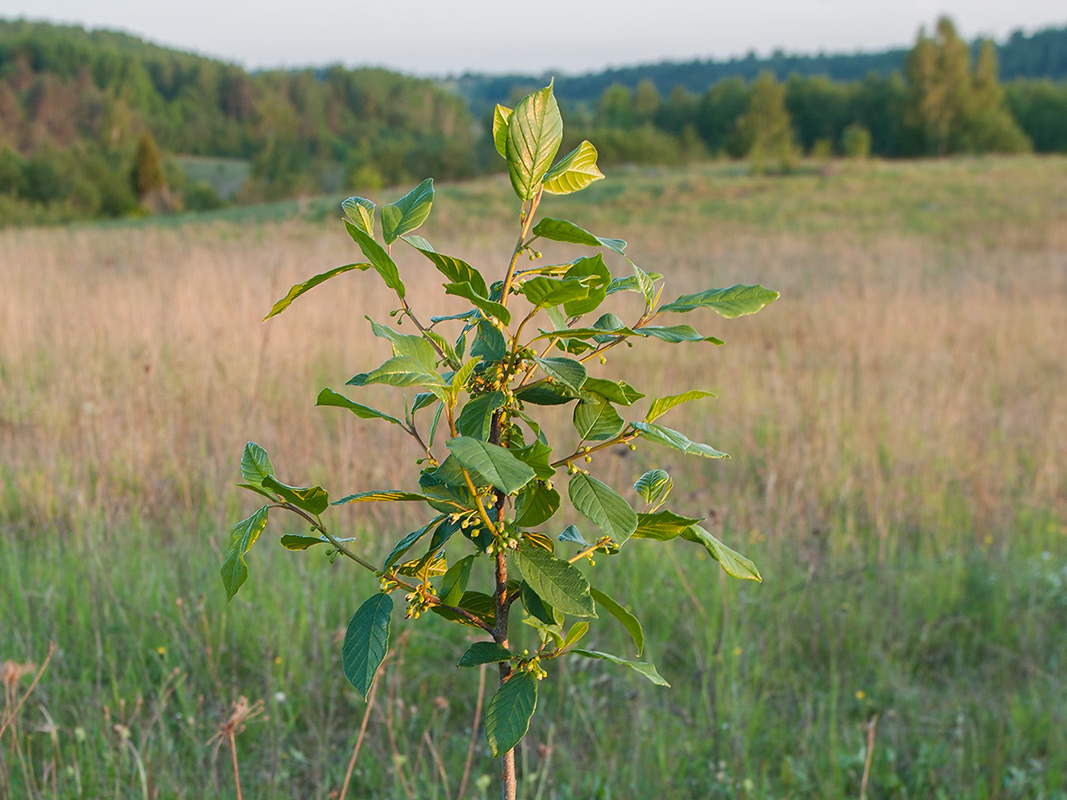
<box><xmin>1</xmin><ymin>156</ymin><xmax>1066</xmax><ymax>799</ymax></box>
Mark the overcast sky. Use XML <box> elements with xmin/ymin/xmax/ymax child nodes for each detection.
<box><xmin>1</xmin><ymin>0</ymin><xmax>1064</xmax><ymax>75</ymax></box>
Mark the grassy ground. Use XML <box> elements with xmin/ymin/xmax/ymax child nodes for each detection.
<box><xmin>2</xmin><ymin>156</ymin><xmax>1066</xmax><ymax>799</ymax></box>
<box><xmin>172</xmin><ymin>156</ymin><xmax>252</xmax><ymax>201</ymax></box>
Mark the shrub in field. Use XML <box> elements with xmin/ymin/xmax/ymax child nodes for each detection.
<box><xmin>842</xmin><ymin>122</ymin><xmax>873</xmax><ymax>160</ymax></box>
<box><xmin>222</xmin><ymin>82</ymin><xmax>778</xmax><ymax>799</ymax></box>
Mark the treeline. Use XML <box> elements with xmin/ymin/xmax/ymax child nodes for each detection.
<box><xmin>537</xmin><ymin>18</ymin><xmax>1067</xmax><ymax>168</ymax></box>
<box><xmin>2</xmin><ymin>17</ymin><xmax>1067</xmax><ymax>225</ymax></box>
<box><xmin>457</xmin><ymin>22</ymin><xmax>1067</xmax><ymax>112</ymax></box>
<box><xmin>0</xmin><ymin>19</ymin><xmax>478</xmax><ymax>223</ymax></box>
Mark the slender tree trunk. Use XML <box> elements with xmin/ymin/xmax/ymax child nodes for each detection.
<box><xmin>493</xmin><ymin>550</ymin><xmax>517</xmax><ymax>800</ymax></box>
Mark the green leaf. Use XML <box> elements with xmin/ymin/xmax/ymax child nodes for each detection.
<box><xmin>514</xmin><ymin>482</ymin><xmax>561</xmax><ymax>528</ymax></box>
<box><xmin>425</xmin><ymin>455</ymin><xmax>468</xmax><ymax>488</ymax></box>
<box><xmin>542</xmin><ymin>141</ymin><xmax>605</xmax><ymax>195</ymax></box>
<box><xmin>414</xmin><ymin>246</ymin><xmax>489</xmax><ymax>298</ymax></box>
<box><xmin>562</xmin><ymin>254</ymin><xmax>611</xmax><ymax>317</ymax></box>
<box><xmin>348</xmin><ymin>356</ymin><xmax>447</xmax><ymax>395</ymax></box>
<box><xmin>589</xmin><ymin>587</ymin><xmax>644</xmax><ymax>657</ymax></box>
<box><xmin>492</xmin><ymin>104</ymin><xmax>513</xmax><ymax>157</ymax></box>
<box><xmin>632</xmin><ymin>510</ymin><xmax>703</xmax><ymax>541</ymax></box>
<box><xmin>382</xmin><ymin>517</ymin><xmax>443</xmax><ymax>572</ymax></box>
<box><xmin>221</xmin><ymin>506</ymin><xmax>269</xmax><ymax>600</ymax></box>
<box><xmin>343</xmin><ymin>219</ymin><xmax>405</xmax><ymax>299</ymax></box>
<box><xmin>264</xmin><ymin>263</ymin><xmax>372</xmax><ymax>320</ymax></box>
<box><xmin>531</xmin><ymin>218</ymin><xmax>627</xmax><ymax>256</ymax></box>
<box><xmin>558</xmin><ymin>524</ymin><xmax>590</xmax><ymax>546</ymax></box>
<box><xmin>535</xmin><ymin>357</ymin><xmax>587</xmax><ymax>393</ymax></box>
<box><xmin>341</xmin><ymin>196</ymin><xmax>375</xmax><ymax>234</ymax></box>
<box><xmin>424</xmin><ymin>329</ymin><xmax>459</xmax><ymax>368</ymax></box>
<box><xmin>521</xmin><ymin>530</ymin><xmax>555</xmax><ymax>552</ymax></box>
<box><xmin>471</xmin><ymin>319</ymin><xmax>507</xmax><ymax>364</ymax></box>
<box><xmin>381</xmin><ymin>178</ymin><xmax>433</xmax><ymax>245</ymax></box>
<box><xmin>631</xmin><ymin>422</ymin><xmax>728</xmax><ymax>459</ymax></box>
<box><xmin>368</xmin><ymin>318</ymin><xmax>437</xmax><ymax>368</ymax></box>
<box><xmin>316</xmin><ymin>388</ymin><xmax>403</xmax><ymax>426</ymax></box>
<box><xmin>519</xmin><ymin>276</ymin><xmax>592</xmax><ymax>309</ymax></box>
<box><xmin>634</xmin><ymin>469</ymin><xmax>672</xmax><ymax>507</ymax></box>
<box><xmin>236</xmin><ymin>482</ymin><xmax>277</xmax><ymax>502</ymax></box>
<box><xmin>523</xmin><ymin>617</ymin><xmax>565</xmax><ymax>648</ymax></box>
<box><xmin>341</xmin><ymin>594</ymin><xmax>393</xmax><ymax>699</ymax></box>
<box><xmin>514</xmin><ymin>546</ymin><xmax>597</xmax><ymax>618</ymax></box>
<box><xmin>280</xmin><ymin>534</ymin><xmax>329</xmax><ymax>551</ymax></box>
<box><xmin>638</xmin><ymin>325</ymin><xmax>724</xmax><ymax>345</ymax></box>
<box><xmin>510</xmin><ymin>437</ymin><xmax>556</xmax><ymax>481</ymax></box>
<box><xmin>486</xmin><ymin>671</ymin><xmax>538</xmax><ymax>757</ymax></box>
<box><xmin>458</xmin><ymin>641</ymin><xmax>512</xmax><ymax>667</ymax></box>
<box><xmin>401</xmin><ymin>234</ymin><xmax>433</xmax><ymax>251</ymax></box>
<box><xmin>395</xmin><ymin>553</ymin><xmax>446</xmax><ymax>577</ymax></box>
<box><xmin>582</xmin><ymin>378</ymin><xmax>643</xmax><ymax>406</ymax></box>
<box><xmin>573</xmin><ymin>393</ymin><xmax>625</xmax><ymax>441</ymax></box>
<box><xmin>645</xmin><ymin>390</ymin><xmax>717</xmax><ymax>423</ymax></box>
<box><xmin>515</xmin><ymin>384</ymin><xmax>575</xmax><ymax>406</ymax></box>
<box><xmin>428</xmin><ymin>403</ymin><xmax>444</xmax><ymax>449</ymax></box>
<box><xmin>632</xmin><ymin>261</ymin><xmax>657</xmax><ymax>310</ymax></box>
<box><xmin>568</xmin><ymin>472</ymin><xmax>638</xmax><ymax>546</ymax></box>
<box><xmin>681</xmin><ymin>525</ymin><xmax>762</xmax><ymax>582</ymax></box>
<box><xmin>426</xmin><ymin>516</ymin><xmax>461</xmax><ymax>553</ymax></box>
<box><xmin>450</xmin><ymin>358</ymin><xmax>480</xmax><ymax>395</ymax></box>
<box><xmin>445</xmin><ymin>282</ymin><xmax>511</xmax><ymax>326</ymax></box>
<box><xmin>412</xmin><ymin>392</ymin><xmax>438</xmax><ymax>414</ymax></box>
<box><xmin>456</xmin><ymin>391</ymin><xmax>506</xmax><ymax>440</ymax></box>
<box><xmin>240</xmin><ymin>442</ymin><xmax>274</xmax><ymax>487</ymax></box>
<box><xmin>506</xmin><ymin>84</ymin><xmax>563</xmax><ymax>201</ymax></box>
<box><xmin>439</xmin><ymin>554</ymin><xmax>475</xmax><ymax>606</ymax></box>
<box><xmin>608</xmin><ymin>264</ymin><xmax>662</xmax><ymax>310</ymax></box>
<box><xmin>521</xmin><ymin>582</ymin><xmax>562</xmax><ymax>625</ymax></box>
<box><xmin>334</xmin><ymin>490</ymin><xmax>440</xmax><ymax>505</ymax></box>
<box><xmin>660</xmin><ymin>284</ymin><xmax>779</xmax><ymax>318</ymax></box>
<box><xmin>447</xmin><ymin>437</ymin><xmax>536</xmax><ymax>495</ymax></box>
<box><xmin>262</xmin><ymin>476</ymin><xmax>329</xmax><ymax>515</ymax></box>
<box><xmin>570</xmin><ymin>649</ymin><xmax>669</xmax><ymax>687</ymax></box>
<box><xmin>562</xmin><ymin>621</ymin><xmax>590</xmax><ymax>649</ymax></box>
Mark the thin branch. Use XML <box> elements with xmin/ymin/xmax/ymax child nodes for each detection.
<box><xmin>500</xmin><ymin>188</ymin><xmax>543</xmax><ymax>311</ymax></box>
<box><xmin>549</xmin><ymin>429</ymin><xmax>639</xmax><ymax>470</ymax></box>
<box><xmin>272</xmin><ymin>504</ymin><xmax>494</xmax><ymax>632</ymax></box>
<box><xmin>566</xmin><ymin>538</ymin><xmax>612</xmax><ymax>564</ymax></box>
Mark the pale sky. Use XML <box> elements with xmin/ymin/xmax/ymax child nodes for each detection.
<box><xmin>1</xmin><ymin>0</ymin><xmax>1064</xmax><ymax>76</ymax></box>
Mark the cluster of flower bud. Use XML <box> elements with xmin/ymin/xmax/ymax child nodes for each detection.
<box><xmin>404</xmin><ymin>584</ymin><xmax>433</xmax><ymax>620</ymax></box>
<box><xmin>518</xmin><ymin>653</ymin><xmax>548</xmax><ymax>680</ymax></box>
<box><xmin>485</xmin><ymin>532</ymin><xmax>521</xmax><ymax>556</ymax></box>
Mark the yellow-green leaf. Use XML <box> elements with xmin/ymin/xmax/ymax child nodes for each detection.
<box><xmin>543</xmin><ymin>141</ymin><xmax>605</xmax><ymax>195</ymax></box>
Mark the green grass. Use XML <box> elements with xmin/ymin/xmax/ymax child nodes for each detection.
<box><xmin>173</xmin><ymin>156</ymin><xmax>252</xmax><ymax>200</ymax></box>
<box><xmin>2</xmin><ymin>155</ymin><xmax>1066</xmax><ymax>799</ymax></box>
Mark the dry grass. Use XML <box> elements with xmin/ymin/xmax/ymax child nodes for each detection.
<box><xmin>2</xmin><ymin>159</ymin><xmax>1064</xmax><ymax>551</ymax></box>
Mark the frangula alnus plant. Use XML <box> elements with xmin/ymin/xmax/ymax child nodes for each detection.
<box><xmin>222</xmin><ymin>82</ymin><xmax>778</xmax><ymax>799</ymax></box>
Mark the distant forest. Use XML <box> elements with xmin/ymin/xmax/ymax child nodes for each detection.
<box><xmin>455</xmin><ymin>23</ymin><xmax>1067</xmax><ymax>110</ymax></box>
<box><xmin>1</xmin><ymin>18</ymin><xmax>1066</xmax><ymax>225</ymax></box>
<box><xmin>0</xmin><ymin>20</ymin><xmax>482</xmax><ymax>223</ymax></box>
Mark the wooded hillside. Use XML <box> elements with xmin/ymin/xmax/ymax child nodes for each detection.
<box><xmin>0</xmin><ymin>20</ymin><xmax>479</xmax><ymax>223</ymax></box>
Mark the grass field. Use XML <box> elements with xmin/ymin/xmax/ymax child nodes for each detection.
<box><xmin>2</xmin><ymin>156</ymin><xmax>1066</xmax><ymax>799</ymax></box>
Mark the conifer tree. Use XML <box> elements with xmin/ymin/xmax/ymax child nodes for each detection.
<box><xmin>131</xmin><ymin>131</ymin><xmax>166</xmax><ymax>200</ymax></box>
